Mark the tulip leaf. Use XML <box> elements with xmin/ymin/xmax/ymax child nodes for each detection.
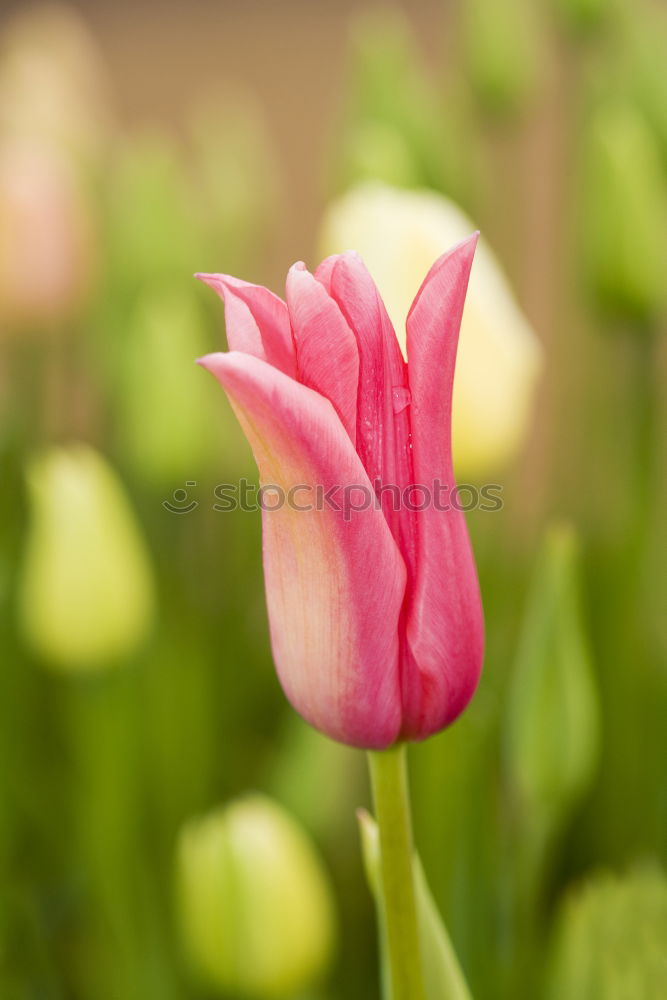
<box><xmin>358</xmin><ymin>809</ymin><xmax>473</xmax><ymax>1000</ymax></box>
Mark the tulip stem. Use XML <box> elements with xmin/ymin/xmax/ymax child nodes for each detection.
<box><xmin>368</xmin><ymin>744</ymin><xmax>427</xmax><ymax>1000</ymax></box>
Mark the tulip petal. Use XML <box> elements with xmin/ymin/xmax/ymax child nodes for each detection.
<box><xmin>313</xmin><ymin>254</ymin><xmax>339</xmax><ymax>292</ymax></box>
<box><xmin>403</xmin><ymin>235</ymin><xmax>484</xmax><ymax>738</ymax></box>
<box><xmin>327</xmin><ymin>253</ymin><xmax>416</xmax><ymax>572</ymax></box>
<box><xmin>199</xmin><ymin>350</ymin><xmax>405</xmax><ymax>749</ymax></box>
<box><xmin>196</xmin><ymin>273</ymin><xmax>296</xmax><ymax>378</ymax></box>
<box><xmin>286</xmin><ymin>263</ymin><xmax>359</xmax><ymax>444</ymax></box>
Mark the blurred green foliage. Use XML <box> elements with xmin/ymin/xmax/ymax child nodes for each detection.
<box><xmin>1</xmin><ymin>1</ymin><xmax>666</xmax><ymax>999</ymax></box>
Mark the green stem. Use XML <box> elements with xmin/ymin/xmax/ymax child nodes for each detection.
<box><xmin>368</xmin><ymin>744</ymin><xmax>427</xmax><ymax>1000</ymax></box>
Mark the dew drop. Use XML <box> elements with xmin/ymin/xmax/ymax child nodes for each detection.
<box><xmin>392</xmin><ymin>386</ymin><xmax>411</xmax><ymax>414</ymax></box>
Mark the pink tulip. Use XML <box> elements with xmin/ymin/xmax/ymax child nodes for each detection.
<box><xmin>197</xmin><ymin>236</ymin><xmax>484</xmax><ymax>749</ymax></box>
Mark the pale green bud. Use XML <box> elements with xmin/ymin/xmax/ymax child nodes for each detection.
<box><xmin>105</xmin><ymin>132</ymin><xmax>202</xmax><ymax>293</ymax></box>
<box><xmin>624</xmin><ymin>6</ymin><xmax>667</xmax><ymax>169</ymax></box>
<box><xmin>176</xmin><ymin>795</ymin><xmax>336</xmax><ymax>998</ymax></box>
<box><xmin>581</xmin><ymin>99</ymin><xmax>666</xmax><ymax>322</ymax></box>
<box><xmin>546</xmin><ymin>867</ymin><xmax>667</xmax><ymax>1000</ymax></box>
<box><xmin>554</xmin><ymin>0</ymin><xmax>610</xmax><ymax>33</ymax></box>
<box><xmin>339</xmin><ymin>119</ymin><xmax>422</xmax><ymax>190</ymax></box>
<box><xmin>114</xmin><ymin>287</ymin><xmax>218</xmax><ymax>485</ymax></box>
<box><xmin>463</xmin><ymin>0</ymin><xmax>540</xmax><ymax>114</ymax></box>
<box><xmin>190</xmin><ymin>95</ymin><xmax>279</xmax><ymax>272</ymax></box>
<box><xmin>339</xmin><ymin>10</ymin><xmax>453</xmax><ymax>194</ymax></box>
<box><xmin>505</xmin><ymin>524</ymin><xmax>600</xmax><ymax>827</ymax></box>
<box><xmin>18</xmin><ymin>445</ymin><xmax>154</xmax><ymax>671</ymax></box>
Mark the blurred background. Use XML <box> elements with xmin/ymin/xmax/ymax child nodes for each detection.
<box><xmin>1</xmin><ymin>1</ymin><xmax>666</xmax><ymax>998</ymax></box>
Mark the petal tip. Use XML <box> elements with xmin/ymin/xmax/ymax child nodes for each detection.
<box><xmin>195</xmin><ymin>351</ymin><xmax>226</xmax><ymax>374</ymax></box>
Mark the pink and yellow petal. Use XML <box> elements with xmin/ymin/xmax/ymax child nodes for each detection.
<box><xmin>199</xmin><ymin>350</ymin><xmax>406</xmax><ymax>748</ymax></box>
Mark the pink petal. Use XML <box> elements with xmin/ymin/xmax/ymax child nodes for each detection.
<box><xmin>327</xmin><ymin>253</ymin><xmax>416</xmax><ymax>573</ymax></box>
<box><xmin>403</xmin><ymin>234</ymin><xmax>484</xmax><ymax>738</ymax></box>
<box><xmin>196</xmin><ymin>273</ymin><xmax>296</xmax><ymax>378</ymax></box>
<box><xmin>313</xmin><ymin>254</ymin><xmax>339</xmax><ymax>292</ymax></box>
<box><xmin>286</xmin><ymin>263</ymin><xmax>359</xmax><ymax>444</ymax></box>
<box><xmin>198</xmin><ymin>350</ymin><xmax>406</xmax><ymax>749</ymax></box>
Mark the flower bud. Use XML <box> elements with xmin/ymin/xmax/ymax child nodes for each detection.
<box><xmin>0</xmin><ymin>2</ymin><xmax>113</xmax><ymax>162</ymax></box>
<box><xmin>0</xmin><ymin>138</ymin><xmax>95</xmax><ymax>330</ymax></box>
<box><xmin>546</xmin><ymin>867</ymin><xmax>667</xmax><ymax>999</ymax></box>
<box><xmin>105</xmin><ymin>132</ymin><xmax>202</xmax><ymax>294</ymax></box>
<box><xmin>176</xmin><ymin>795</ymin><xmax>336</xmax><ymax>998</ymax></box>
<box><xmin>505</xmin><ymin>524</ymin><xmax>600</xmax><ymax>826</ymax></box>
<box><xmin>554</xmin><ymin>0</ymin><xmax>610</xmax><ymax>33</ymax></box>
<box><xmin>338</xmin><ymin>10</ymin><xmax>450</xmax><ymax>192</ymax></box>
<box><xmin>581</xmin><ymin>99</ymin><xmax>666</xmax><ymax>322</ymax></box>
<box><xmin>318</xmin><ymin>182</ymin><xmax>542</xmax><ymax>480</ymax></box>
<box><xmin>624</xmin><ymin>6</ymin><xmax>667</xmax><ymax>167</ymax></box>
<box><xmin>190</xmin><ymin>95</ymin><xmax>279</xmax><ymax>273</ymax></box>
<box><xmin>463</xmin><ymin>0</ymin><xmax>539</xmax><ymax>114</ymax></box>
<box><xmin>18</xmin><ymin>445</ymin><xmax>154</xmax><ymax>671</ymax></box>
<box><xmin>114</xmin><ymin>287</ymin><xmax>220</xmax><ymax>485</ymax></box>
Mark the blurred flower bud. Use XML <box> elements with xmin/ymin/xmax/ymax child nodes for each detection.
<box><xmin>18</xmin><ymin>445</ymin><xmax>154</xmax><ymax>671</ymax></box>
<box><xmin>338</xmin><ymin>10</ymin><xmax>462</xmax><ymax>197</ymax></box>
<box><xmin>318</xmin><ymin>182</ymin><xmax>542</xmax><ymax>479</ymax></box>
<box><xmin>113</xmin><ymin>286</ymin><xmax>220</xmax><ymax>485</ymax></box>
<box><xmin>0</xmin><ymin>138</ymin><xmax>95</xmax><ymax>331</ymax></box>
<box><xmin>268</xmin><ymin>717</ymin><xmax>361</xmax><ymax>837</ymax></box>
<box><xmin>546</xmin><ymin>867</ymin><xmax>667</xmax><ymax>1000</ymax></box>
<box><xmin>339</xmin><ymin>118</ymin><xmax>421</xmax><ymax>190</ymax></box>
<box><xmin>104</xmin><ymin>132</ymin><xmax>203</xmax><ymax>295</ymax></box>
<box><xmin>624</xmin><ymin>6</ymin><xmax>667</xmax><ymax>169</ymax></box>
<box><xmin>176</xmin><ymin>795</ymin><xmax>336</xmax><ymax>998</ymax></box>
<box><xmin>463</xmin><ymin>0</ymin><xmax>540</xmax><ymax>114</ymax></box>
<box><xmin>581</xmin><ymin>99</ymin><xmax>666</xmax><ymax>323</ymax></box>
<box><xmin>0</xmin><ymin>2</ymin><xmax>113</xmax><ymax>162</ymax></box>
<box><xmin>554</xmin><ymin>0</ymin><xmax>609</xmax><ymax>33</ymax></box>
<box><xmin>505</xmin><ymin>524</ymin><xmax>600</xmax><ymax>827</ymax></box>
<box><xmin>190</xmin><ymin>94</ymin><xmax>280</xmax><ymax>273</ymax></box>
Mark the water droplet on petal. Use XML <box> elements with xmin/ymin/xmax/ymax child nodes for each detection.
<box><xmin>392</xmin><ymin>386</ymin><xmax>411</xmax><ymax>414</ymax></box>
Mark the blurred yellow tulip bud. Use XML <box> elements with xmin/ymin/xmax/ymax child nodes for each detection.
<box><xmin>176</xmin><ymin>795</ymin><xmax>336</xmax><ymax>998</ymax></box>
<box><xmin>581</xmin><ymin>99</ymin><xmax>666</xmax><ymax>323</ymax></box>
<box><xmin>546</xmin><ymin>867</ymin><xmax>667</xmax><ymax>1000</ymax></box>
<box><xmin>18</xmin><ymin>445</ymin><xmax>154</xmax><ymax>671</ymax></box>
<box><xmin>505</xmin><ymin>525</ymin><xmax>600</xmax><ymax>828</ymax></box>
<box><xmin>318</xmin><ymin>182</ymin><xmax>542</xmax><ymax>479</ymax></box>
<box><xmin>0</xmin><ymin>138</ymin><xmax>95</xmax><ymax>331</ymax></box>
